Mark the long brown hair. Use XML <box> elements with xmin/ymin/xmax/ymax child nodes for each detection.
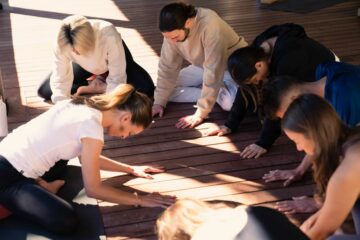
<box><xmin>71</xmin><ymin>84</ymin><xmax>152</xmax><ymax>129</ymax></box>
<box><xmin>282</xmin><ymin>94</ymin><xmax>350</xmax><ymax>199</ymax></box>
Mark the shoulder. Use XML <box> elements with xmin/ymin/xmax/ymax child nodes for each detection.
<box><xmin>63</xmin><ymin>103</ymin><xmax>101</xmax><ymax>123</ymax></box>
<box><xmin>197</xmin><ymin>8</ymin><xmax>222</xmax><ymax>31</ymax></box>
<box><xmin>90</xmin><ymin>19</ymin><xmax>120</xmax><ymax>39</ymax></box>
<box><xmin>343</xmin><ymin>139</ymin><xmax>360</xmax><ymax>162</ymax></box>
<box><xmin>333</xmin><ymin>140</ymin><xmax>360</xmax><ymax>184</ymax></box>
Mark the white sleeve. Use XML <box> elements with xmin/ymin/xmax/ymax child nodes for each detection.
<box><xmin>78</xmin><ymin>116</ymin><xmax>104</xmax><ymax>142</ymax></box>
<box><xmin>104</xmin><ymin>27</ymin><xmax>127</xmax><ymax>93</ymax></box>
<box><xmin>50</xmin><ymin>47</ymin><xmax>74</xmax><ymax>104</ymax></box>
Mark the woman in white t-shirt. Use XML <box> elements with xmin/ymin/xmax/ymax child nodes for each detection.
<box><xmin>37</xmin><ymin>15</ymin><xmax>155</xmax><ymax>103</ymax></box>
<box><xmin>0</xmin><ymin>84</ymin><xmax>174</xmax><ymax>234</ymax></box>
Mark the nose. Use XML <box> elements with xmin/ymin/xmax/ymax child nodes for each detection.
<box><xmin>276</xmin><ymin>110</ymin><xmax>285</xmax><ymax>118</ymax></box>
<box><xmin>122</xmin><ymin>132</ymin><xmax>130</xmax><ymax>139</ymax></box>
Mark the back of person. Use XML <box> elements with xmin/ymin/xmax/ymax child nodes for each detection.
<box><xmin>157</xmin><ymin>199</ymin><xmax>309</xmax><ymax>240</ymax></box>
<box><xmin>193</xmin><ymin>206</ymin><xmax>309</xmax><ymax>240</ymax></box>
<box><xmin>0</xmin><ymin>101</ymin><xmax>103</xmax><ymax>178</ymax></box>
<box><xmin>235</xmin><ymin>206</ymin><xmax>309</xmax><ymax>240</ymax></box>
<box><xmin>171</xmin><ymin>7</ymin><xmax>244</xmax><ymax>67</ymax></box>
<box><xmin>316</xmin><ymin>61</ymin><xmax>360</xmax><ymax>127</ymax></box>
<box><xmin>254</xmin><ymin>23</ymin><xmax>335</xmax><ymax>82</ymax></box>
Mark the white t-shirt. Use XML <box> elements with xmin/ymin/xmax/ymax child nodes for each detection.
<box><xmin>0</xmin><ymin>100</ymin><xmax>104</xmax><ymax>179</ymax></box>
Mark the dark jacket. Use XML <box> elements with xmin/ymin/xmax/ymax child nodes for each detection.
<box><xmin>225</xmin><ymin>23</ymin><xmax>335</xmax><ymax>150</ymax></box>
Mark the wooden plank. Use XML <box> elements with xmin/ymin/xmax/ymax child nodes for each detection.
<box><xmin>1</xmin><ymin>0</ymin><xmax>359</xmax><ymax>238</ymax></box>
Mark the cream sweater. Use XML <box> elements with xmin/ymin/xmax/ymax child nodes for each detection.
<box><xmin>50</xmin><ymin>20</ymin><xmax>127</xmax><ymax>103</ymax></box>
<box><xmin>154</xmin><ymin>8</ymin><xmax>248</xmax><ymax>118</ymax></box>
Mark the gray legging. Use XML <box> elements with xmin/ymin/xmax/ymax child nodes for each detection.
<box><xmin>328</xmin><ymin>199</ymin><xmax>360</xmax><ymax>240</ymax></box>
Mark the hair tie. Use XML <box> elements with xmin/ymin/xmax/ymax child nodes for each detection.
<box><xmin>64</xmin><ymin>24</ymin><xmax>73</xmax><ymax>45</ymax></box>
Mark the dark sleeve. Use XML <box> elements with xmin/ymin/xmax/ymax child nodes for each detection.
<box><xmin>252</xmin><ymin>23</ymin><xmax>305</xmax><ymax>47</ymax></box>
<box><xmin>224</xmin><ymin>88</ymin><xmax>255</xmax><ymax>132</ymax></box>
<box><xmin>255</xmin><ymin>117</ymin><xmax>282</xmax><ymax>150</ymax></box>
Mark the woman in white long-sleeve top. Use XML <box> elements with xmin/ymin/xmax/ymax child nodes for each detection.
<box><xmin>38</xmin><ymin>15</ymin><xmax>155</xmax><ymax>103</ymax></box>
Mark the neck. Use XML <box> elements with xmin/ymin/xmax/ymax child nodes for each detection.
<box><xmin>300</xmin><ymin>77</ymin><xmax>326</xmax><ymax>97</ymax></box>
<box><xmin>101</xmin><ymin>109</ymin><xmax>125</xmax><ymax>128</ymax></box>
<box><xmin>101</xmin><ymin>110</ymin><xmax>113</xmax><ymax>128</ymax></box>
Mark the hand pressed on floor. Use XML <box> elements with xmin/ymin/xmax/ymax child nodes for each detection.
<box><xmin>204</xmin><ymin>125</ymin><xmax>231</xmax><ymax>136</ymax></box>
<box><xmin>275</xmin><ymin>196</ymin><xmax>320</xmax><ymax>214</ymax></box>
<box><xmin>240</xmin><ymin>143</ymin><xmax>267</xmax><ymax>159</ymax></box>
<box><xmin>263</xmin><ymin>168</ymin><xmax>303</xmax><ymax>186</ymax></box>
<box><xmin>176</xmin><ymin>115</ymin><xmax>203</xmax><ymax>129</ymax></box>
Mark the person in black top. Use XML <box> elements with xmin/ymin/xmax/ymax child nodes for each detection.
<box><xmin>206</xmin><ymin>23</ymin><xmax>337</xmax><ymax>159</ymax></box>
<box><xmin>157</xmin><ymin>198</ymin><xmax>309</xmax><ymax>240</ymax></box>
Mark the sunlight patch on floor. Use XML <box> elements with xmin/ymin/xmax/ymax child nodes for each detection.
<box><xmin>8</xmin><ymin>0</ymin><xmax>129</xmax><ymax>21</ymax></box>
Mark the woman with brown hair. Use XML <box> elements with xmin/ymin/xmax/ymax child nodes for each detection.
<box><xmin>0</xmin><ymin>84</ymin><xmax>174</xmax><ymax>234</ymax></box>
<box><xmin>282</xmin><ymin>94</ymin><xmax>360</xmax><ymax>240</ymax></box>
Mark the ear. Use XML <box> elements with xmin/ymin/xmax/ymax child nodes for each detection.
<box><xmin>255</xmin><ymin>61</ymin><xmax>264</xmax><ymax>71</ymax></box>
<box><xmin>184</xmin><ymin>18</ymin><xmax>192</xmax><ymax>29</ymax></box>
<box><xmin>119</xmin><ymin>112</ymin><xmax>132</xmax><ymax>123</ymax></box>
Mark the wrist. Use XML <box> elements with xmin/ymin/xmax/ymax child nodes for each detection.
<box><xmin>124</xmin><ymin>165</ymin><xmax>134</xmax><ymax>174</ymax></box>
<box><xmin>295</xmin><ymin>166</ymin><xmax>306</xmax><ymax>176</ymax></box>
<box><xmin>194</xmin><ymin>108</ymin><xmax>208</xmax><ymax>119</ymax></box>
<box><xmin>221</xmin><ymin>125</ymin><xmax>232</xmax><ymax>134</ymax></box>
<box><xmin>133</xmin><ymin>192</ymin><xmax>142</xmax><ymax>207</ymax></box>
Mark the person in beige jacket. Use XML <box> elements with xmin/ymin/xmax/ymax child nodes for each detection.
<box><xmin>152</xmin><ymin>2</ymin><xmax>248</xmax><ymax>128</ymax></box>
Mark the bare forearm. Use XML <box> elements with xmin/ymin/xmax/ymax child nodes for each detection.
<box><xmin>296</xmin><ymin>154</ymin><xmax>313</xmax><ymax>175</ymax></box>
<box><xmin>87</xmin><ymin>183</ymin><xmax>140</xmax><ymax>206</ymax></box>
<box><xmin>307</xmin><ymin>227</ymin><xmax>332</xmax><ymax>240</ymax></box>
<box><xmin>99</xmin><ymin>155</ymin><xmax>133</xmax><ymax>173</ymax></box>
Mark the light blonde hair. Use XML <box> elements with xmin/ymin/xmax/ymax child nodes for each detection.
<box><xmin>71</xmin><ymin>84</ymin><xmax>152</xmax><ymax>128</ymax></box>
<box><xmin>57</xmin><ymin>15</ymin><xmax>95</xmax><ymax>55</ymax></box>
<box><xmin>156</xmin><ymin>199</ymin><xmax>230</xmax><ymax>240</ymax></box>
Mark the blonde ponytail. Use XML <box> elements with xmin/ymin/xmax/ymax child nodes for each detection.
<box><xmin>58</xmin><ymin>15</ymin><xmax>95</xmax><ymax>55</ymax></box>
<box><xmin>72</xmin><ymin>84</ymin><xmax>152</xmax><ymax>128</ymax></box>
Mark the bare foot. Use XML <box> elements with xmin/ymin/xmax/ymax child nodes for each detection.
<box><xmin>75</xmin><ymin>76</ymin><xmax>106</xmax><ymax>96</ymax></box>
<box><xmin>275</xmin><ymin>196</ymin><xmax>320</xmax><ymax>214</ymax></box>
<box><xmin>38</xmin><ymin>179</ymin><xmax>65</xmax><ymax>194</ymax></box>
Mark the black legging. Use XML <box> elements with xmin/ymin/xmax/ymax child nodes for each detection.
<box><xmin>0</xmin><ymin>156</ymin><xmax>78</xmax><ymax>234</ymax></box>
<box><xmin>37</xmin><ymin>40</ymin><xmax>155</xmax><ymax>100</ymax></box>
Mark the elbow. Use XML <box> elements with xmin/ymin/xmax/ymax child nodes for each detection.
<box><xmin>310</xmin><ymin>227</ymin><xmax>337</xmax><ymax>240</ymax></box>
<box><xmin>84</xmin><ymin>185</ymin><xmax>101</xmax><ymax>199</ymax></box>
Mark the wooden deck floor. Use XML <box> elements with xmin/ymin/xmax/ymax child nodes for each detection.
<box><xmin>1</xmin><ymin>0</ymin><xmax>360</xmax><ymax>239</ymax></box>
